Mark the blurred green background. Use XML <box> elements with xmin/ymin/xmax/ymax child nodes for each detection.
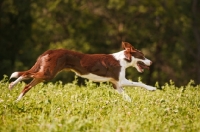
<box><xmin>0</xmin><ymin>0</ymin><xmax>199</xmax><ymax>86</ymax></box>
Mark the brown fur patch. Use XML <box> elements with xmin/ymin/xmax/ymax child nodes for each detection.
<box><xmin>122</xmin><ymin>42</ymin><xmax>145</xmax><ymax>61</ymax></box>
<box><xmin>23</xmin><ymin>49</ymin><xmax>121</xmax><ymax>81</ymax></box>
<box><xmin>81</xmin><ymin>54</ymin><xmax>121</xmax><ymax>80</ymax></box>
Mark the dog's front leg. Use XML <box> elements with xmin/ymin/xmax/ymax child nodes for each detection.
<box><xmin>113</xmin><ymin>83</ymin><xmax>132</xmax><ymax>102</ymax></box>
<box><xmin>121</xmin><ymin>79</ymin><xmax>156</xmax><ymax>91</ymax></box>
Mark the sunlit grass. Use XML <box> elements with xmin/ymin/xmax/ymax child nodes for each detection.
<box><xmin>0</xmin><ymin>76</ymin><xmax>200</xmax><ymax>132</ymax></box>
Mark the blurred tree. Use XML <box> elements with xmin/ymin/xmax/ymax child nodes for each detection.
<box><xmin>192</xmin><ymin>0</ymin><xmax>200</xmax><ymax>82</ymax></box>
<box><xmin>0</xmin><ymin>0</ymin><xmax>32</xmax><ymax>76</ymax></box>
<box><xmin>0</xmin><ymin>0</ymin><xmax>199</xmax><ymax>86</ymax></box>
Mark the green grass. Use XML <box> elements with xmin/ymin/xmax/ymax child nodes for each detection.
<box><xmin>0</xmin><ymin>76</ymin><xmax>200</xmax><ymax>132</ymax></box>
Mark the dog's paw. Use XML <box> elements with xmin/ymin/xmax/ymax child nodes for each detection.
<box><xmin>16</xmin><ymin>93</ymin><xmax>23</xmax><ymax>101</ymax></box>
<box><xmin>9</xmin><ymin>82</ymin><xmax>14</xmax><ymax>90</ymax></box>
<box><xmin>146</xmin><ymin>86</ymin><xmax>156</xmax><ymax>91</ymax></box>
<box><xmin>122</xmin><ymin>92</ymin><xmax>132</xmax><ymax>102</ymax></box>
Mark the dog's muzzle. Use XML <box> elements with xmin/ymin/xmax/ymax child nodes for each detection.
<box><xmin>136</xmin><ymin>60</ymin><xmax>152</xmax><ymax>73</ymax></box>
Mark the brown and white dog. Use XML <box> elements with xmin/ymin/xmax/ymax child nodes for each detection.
<box><xmin>9</xmin><ymin>42</ymin><xmax>156</xmax><ymax>102</ymax></box>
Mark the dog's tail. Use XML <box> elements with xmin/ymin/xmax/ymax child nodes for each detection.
<box><xmin>9</xmin><ymin>71</ymin><xmax>26</xmax><ymax>80</ymax></box>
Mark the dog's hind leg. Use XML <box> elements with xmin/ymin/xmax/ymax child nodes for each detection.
<box><xmin>9</xmin><ymin>72</ymin><xmax>34</xmax><ymax>90</ymax></box>
<box><xmin>9</xmin><ymin>55</ymin><xmax>42</xmax><ymax>90</ymax></box>
<box><xmin>16</xmin><ymin>78</ymin><xmax>43</xmax><ymax>101</ymax></box>
<box><xmin>16</xmin><ymin>70</ymin><xmax>56</xmax><ymax>101</ymax></box>
<box><xmin>9</xmin><ymin>76</ymin><xmax>25</xmax><ymax>90</ymax></box>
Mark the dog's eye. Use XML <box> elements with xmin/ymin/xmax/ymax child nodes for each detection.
<box><xmin>132</xmin><ymin>52</ymin><xmax>145</xmax><ymax>60</ymax></box>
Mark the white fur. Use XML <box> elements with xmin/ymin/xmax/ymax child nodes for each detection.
<box><xmin>10</xmin><ymin>72</ymin><xmax>19</xmax><ymax>79</ymax></box>
<box><xmin>78</xmin><ymin>73</ymin><xmax>112</xmax><ymax>82</ymax></box>
<box><xmin>72</xmin><ymin>70</ymin><xmax>112</xmax><ymax>82</ymax></box>
<box><xmin>9</xmin><ymin>76</ymin><xmax>24</xmax><ymax>90</ymax></box>
<box><xmin>122</xmin><ymin>91</ymin><xmax>132</xmax><ymax>102</ymax></box>
<box><xmin>16</xmin><ymin>93</ymin><xmax>23</xmax><ymax>101</ymax></box>
<box><xmin>111</xmin><ymin>51</ymin><xmax>156</xmax><ymax>100</ymax></box>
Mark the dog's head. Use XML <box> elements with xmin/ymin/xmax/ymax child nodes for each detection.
<box><xmin>122</xmin><ymin>42</ymin><xmax>152</xmax><ymax>73</ymax></box>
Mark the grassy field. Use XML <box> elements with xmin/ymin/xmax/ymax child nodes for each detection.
<box><xmin>0</xmin><ymin>76</ymin><xmax>200</xmax><ymax>132</ymax></box>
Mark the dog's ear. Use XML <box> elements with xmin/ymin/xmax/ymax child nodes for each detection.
<box><xmin>122</xmin><ymin>42</ymin><xmax>131</xmax><ymax>49</ymax></box>
<box><xmin>122</xmin><ymin>42</ymin><xmax>136</xmax><ymax>62</ymax></box>
<box><xmin>124</xmin><ymin>50</ymin><xmax>132</xmax><ymax>62</ymax></box>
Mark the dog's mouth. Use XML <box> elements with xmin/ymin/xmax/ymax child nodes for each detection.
<box><xmin>137</xmin><ymin>61</ymin><xmax>149</xmax><ymax>72</ymax></box>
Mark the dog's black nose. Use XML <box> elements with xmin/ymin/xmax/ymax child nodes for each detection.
<box><xmin>150</xmin><ymin>61</ymin><xmax>153</xmax><ymax>65</ymax></box>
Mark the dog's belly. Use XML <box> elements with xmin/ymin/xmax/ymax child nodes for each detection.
<box><xmin>77</xmin><ymin>73</ymin><xmax>112</xmax><ymax>82</ymax></box>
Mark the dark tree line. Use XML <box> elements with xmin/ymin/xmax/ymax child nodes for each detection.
<box><xmin>1</xmin><ymin>0</ymin><xmax>200</xmax><ymax>86</ymax></box>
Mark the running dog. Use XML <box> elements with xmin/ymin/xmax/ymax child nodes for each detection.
<box><xmin>9</xmin><ymin>42</ymin><xmax>156</xmax><ymax>102</ymax></box>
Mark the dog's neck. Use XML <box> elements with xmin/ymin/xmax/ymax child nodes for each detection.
<box><xmin>112</xmin><ymin>50</ymin><xmax>134</xmax><ymax>68</ymax></box>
